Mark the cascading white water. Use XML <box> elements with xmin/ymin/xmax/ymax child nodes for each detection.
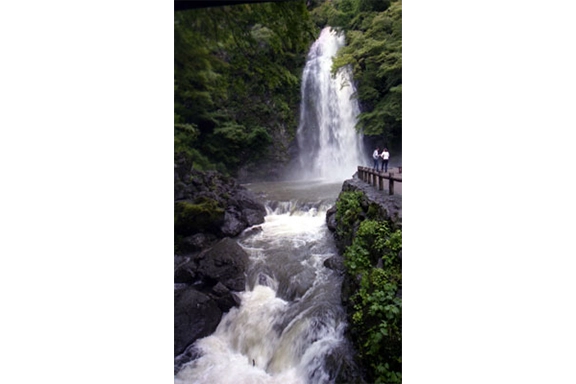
<box><xmin>292</xmin><ymin>26</ymin><xmax>366</xmax><ymax>182</ymax></box>
<box><xmin>174</xmin><ymin>182</ymin><xmax>357</xmax><ymax>384</ymax></box>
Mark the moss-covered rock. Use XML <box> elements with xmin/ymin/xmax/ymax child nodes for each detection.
<box><xmin>174</xmin><ymin>153</ymin><xmax>266</xmax><ymax>248</ymax></box>
<box><xmin>174</xmin><ymin>198</ymin><xmax>225</xmax><ymax>236</ymax></box>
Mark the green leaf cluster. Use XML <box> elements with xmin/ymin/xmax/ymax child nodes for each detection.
<box><xmin>310</xmin><ymin>0</ymin><xmax>357</xmax><ymax>28</ymax></box>
<box><xmin>174</xmin><ymin>123</ymin><xmax>214</xmax><ymax>171</ymax></box>
<box><xmin>335</xmin><ymin>190</ymin><xmax>364</xmax><ymax>247</ymax></box>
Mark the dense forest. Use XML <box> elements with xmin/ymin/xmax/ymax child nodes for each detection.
<box><xmin>175</xmin><ymin>0</ymin><xmax>402</xmax><ymax>180</ymax></box>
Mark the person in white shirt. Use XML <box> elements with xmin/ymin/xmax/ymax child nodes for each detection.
<box><xmin>381</xmin><ymin>148</ymin><xmax>390</xmax><ymax>172</ymax></box>
<box><xmin>372</xmin><ymin>147</ymin><xmax>380</xmax><ymax>170</ymax></box>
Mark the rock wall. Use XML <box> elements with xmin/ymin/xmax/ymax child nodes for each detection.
<box><xmin>324</xmin><ymin>176</ymin><xmax>402</xmax><ymax>384</ymax></box>
<box><xmin>326</xmin><ymin>176</ymin><xmax>402</xmax><ymax>253</ymax></box>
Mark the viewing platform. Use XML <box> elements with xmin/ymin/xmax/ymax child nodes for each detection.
<box><xmin>357</xmin><ymin>166</ymin><xmax>402</xmax><ymax>195</ymax></box>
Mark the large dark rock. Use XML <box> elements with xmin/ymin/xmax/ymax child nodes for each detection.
<box><xmin>179</xmin><ymin>233</ymin><xmax>218</xmax><ymax>253</ymax></box>
<box><xmin>325</xmin><ymin>205</ymin><xmax>337</xmax><ymax>232</ymax></box>
<box><xmin>220</xmin><ymin>189</ymin><xmax>267</xmax><ymax>237</ymax></box>
<box><xmin>220</xmin><ymin>208</ymin><xmax>246</xmax><ymax>237</ymax></box>
<box><xmin>211</xmin><ymin>282</ymin><xmax>241</xmax><ymax>312</ymax></box>
<box><xmin>244</xmin><ymin>207</ymin><xmax>267</xmax><ymax>227</ymax></box>
<box><xmin>174</xmin><ymin>237</ymin><xmax>249</xmax><ymax>290</ymax></box>
<box><xmin>173</xmin><ymin>238</ymin><xmax>247</xmax><ymax>357</ymax></box>
<box><xmin>324</xmin><ymin>255</ymin><xmax>345</xmax><ymax>274</ymax></box>
<box><xmin>174</xmin><ymin>256</ymin><xmax>196</xmax><ymax>285</ymax></box>
<box><xmin>174</xmin><ymin>287</ymin><xmax>222</xmax><ymax>356</ymax></box>
<box><xmin>231</xmin><ymin>189</ymin><xmax>267</xmax><ymax>225</ymax></box>
<box><xmin>195</xmin><ymin>237</ymin><xmax>249</xmax><ymax>291</ymax></box>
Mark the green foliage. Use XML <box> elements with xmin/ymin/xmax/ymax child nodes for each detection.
<box><xmin>174</xmin><ymin>123</ymin><xmax>199</xmax><ymax>152</ymax></box>
<box><xmin>203</xmin><ymin>121</ymin><xmax>272</xmax><ymax>170</ymax></box>
<box><xmin>344</xmin><ymin>242</ymin><xmax>371</xmax><ymax>275</ymax></box>
<box><xmin>335</xmin><ymin>191</ymin><xmax>364</xmax><ymax>246</ymax></box>
<box><xmin>327</xmin><ymin>0</ymin><xmax>402</xmax><ymax>145</ymax></box>
<box><xmin>336</xmin><ymin>191</ymin><xmax>402</xmax><ymax>383</ymax></box>
<box><xmin>174</xmin><ymin>2</ymin><xmax>316</xmax><ymax>175</ymax></box>
<box><xmin>358</xmin><ymin>0</ymin><xmax>391</xmax><ymax>13</ymax></box>
<box><xmin>310</xmin><ymin>2</ymin><xmax>341</xmax><ymax>28</ymax></box>
<box><xmin>247</xmin><ymin>126</ymin><xmax>273</xmax><ymax>152</ymax></box>
<box><xmin>366</xmin><ymin>202</ymin><xmax>380</xmax><ymax>219</ymax></box>
<box><xmin>174</xmin><ymin>123</ymin><xmax>218</xmax><ymax>171</ymax></box>
<box><xmin>174</xmin><ymin>124</ymin><xmax>216</xmax><ymax>172</ymax></box>
<box><xmin>311</xmin><ymin>0</ymin><xmax>358</xmax><ymax>29</ymax></box>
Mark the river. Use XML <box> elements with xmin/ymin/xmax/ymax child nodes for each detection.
<box><xmin>175</xmin><ymin>180</ymin><xmax>357</xmax><ymax>384</ymax></box>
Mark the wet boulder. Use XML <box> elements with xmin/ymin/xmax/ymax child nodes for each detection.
<box><xmin>220</xmin><ymin>207</ymin><xmax>246</xmax><ymax>237</ymax></box>
<box><xmin>325</xmin><ymin>205</ymin><xmax>337</xmax><ymax>232</ymax></box>
<box><xmin>211</xmin><ymin>282</ymin><xmax>241</xmax><ymax>313</ymax></box>
<box><xmin>174</xmin><ymin>287</ymin><xmax>222</xmax><ymax>356</ymax></box>
<box><xmin>220</xmin><ymin>189</ymin><xmax>267</xmax><ymax>237</ymax></box>
<box><xmin>231</xmin><ymin>189</ymin><xmax>267</xmax><ymax>227</ymax></box>
<box><xmin>195</xmin><ymin>238</ymin><xmax>249</xmax><ymax>291</ymax></box>
<box><xmin>174</xmin><ymin>237</ymin><xmax>249</xmax><ymax>291</ymax></box>
<box><xmin>178</xmin><ymin>233</ymin><xmax>218</xmax><ymax>253</ymax></box>
<box><xmin>324</xmin><ymin>255</ymin><xmax>345</xmax><ymax>274</ymax></box>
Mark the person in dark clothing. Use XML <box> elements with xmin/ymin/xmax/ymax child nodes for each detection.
<box><xmin>381</xmin><ymin>148</ymin><xmax>390</xmax><ymax>172</ymax></box>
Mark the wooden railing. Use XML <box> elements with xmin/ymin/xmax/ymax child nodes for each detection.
<box><xmin>357</xmin><ymin>166</ymin><xmax>402</xmax><ymax>195</ymax></box>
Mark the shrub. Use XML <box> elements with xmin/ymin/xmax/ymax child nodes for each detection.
<box><xmin>337</xmin><ymin>197</ymin><xmax>402</xmax><ymax>383</ymax></box>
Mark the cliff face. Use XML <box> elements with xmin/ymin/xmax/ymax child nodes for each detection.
<box><xmin>325</xmin><ymin>175</ymin><xmax>402</xmax><ymax>383</ymax></box>
<box><xmin>326</xmin><ymin>177</ymin><xmax>402</xmax><ymax>253</ymax></box>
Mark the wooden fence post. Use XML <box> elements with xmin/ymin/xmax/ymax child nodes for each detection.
<box><xmin>358</xmin><ymin>165</ymin><xmax>400</xmax><ymax>195</ymax></box>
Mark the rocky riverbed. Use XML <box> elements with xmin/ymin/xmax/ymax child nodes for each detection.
<box><xmin>174</xmin><ymin>155</ymin><xmax>266</xmax><ymax>363</ymax></box>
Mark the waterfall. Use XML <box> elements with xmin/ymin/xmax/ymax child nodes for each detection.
<box><xmin>292</xmin><ymin>27</ymin><xmax>366</xmax><ymax>182</ymax></box>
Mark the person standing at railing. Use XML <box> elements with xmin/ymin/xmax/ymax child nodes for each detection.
<box><xmin>381</xmin><ymin>148</ymin><xmax>390</xmax><ymax>173</ymax></box>
<box><xmin>372</xmin><ymin>147</ymin><xmax>380</xmax><ymax>170</ymax></box>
